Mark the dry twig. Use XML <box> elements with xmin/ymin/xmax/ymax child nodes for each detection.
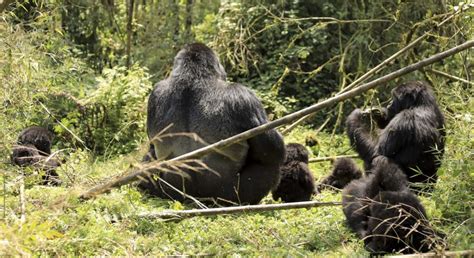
<box><xmin>139</xmin><ymin>201</ymin><xmax>341</xmax><ymax>220</ymax></box>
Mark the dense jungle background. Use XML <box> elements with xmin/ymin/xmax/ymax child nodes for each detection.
<box><xmin>0</xmin><ymin>0</ymin><xmax>472</xmax><ymax>255</ymax></box>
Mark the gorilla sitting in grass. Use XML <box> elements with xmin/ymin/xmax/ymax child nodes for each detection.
<box><xmin>272</xmin><ymin>143</ymin><xmax>315</xmax><ymax>202</ymax></box>
<box><xmin>11</xmin><ymin>126</ymin><xmax>61</xmax><ymax>185</ymax></box>
<box><xmin>346</xmin><ymin>81</ymin><xmax>445</xmax><ymax>188</ymax></box>
<box><xmin>342</xmin><ymin>156</ymin><xmax>444</xmax><ymax>254</ymax></box>
<box><xmin>318</xmin><ymin>157</ymin><xmax>362</xmax><ymax>192</ymax></box>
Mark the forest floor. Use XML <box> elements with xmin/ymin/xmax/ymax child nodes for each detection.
<box><xmin>1</xmin><ymin>124</ymin><xmax>472</xmax><ymax>256</ymax></box>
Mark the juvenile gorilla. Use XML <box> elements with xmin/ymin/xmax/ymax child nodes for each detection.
<box><xmin>11</xmin><ymin>126</ymin><xmax>61</xmax><ymax>185</ymax></box>
<box><xmin>139</xmin><ymin>43</ymin><xmax>285</xmax><ymax>205</ymax></box>
<box><xmin>342</xmin><ymin>157</ymin><xmax>442</xmax><ymax>254</ymax></box>
<box><xmin>346</xmin><ymin>81</ymin><xmax>445</xmax><ymax>186</ymax></box>
<box><xmin>318</xmin><ymin>157</ymin><xmax>362</xmax><ymax>191</ymax></box>
<box><xmin>272</xmin><ymin>143</ymin><xmax>315</xmax><ymax>202</ymax></box>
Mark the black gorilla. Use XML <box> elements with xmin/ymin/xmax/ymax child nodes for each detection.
<box><xmin>11</xmin><ymin>126</ymin><xmax>61</xmax><ymax>185</ymax></box>
<box><xmin>342</xmin><ymin>156</ymin><xmax>442</xmax><ymax>254</ymax></box>
<box><xmin>346</xmin><ymin>81</ymin><xmax>445</xmax><ymax>186</ymax></box>
<box><xmin>272</xmin><ymin>143</ymin><xmax>315</xmax><ymax>202</ymax></box>
<box><xmin>318</xmin><ymin>158</ymin><xmax>362</xmax><ymax>192</ymax></box>
<box><xmin>139</xmin><ymin>43</ymin><xmax>285</xmax><ymax>205</ymax></box>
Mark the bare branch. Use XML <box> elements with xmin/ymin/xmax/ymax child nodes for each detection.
<box><xmin>309</xmin><ymin>154</ymin><xmax>358</xmax><ymax>163</ymax></box>
<box><xmin>138</xmin><ymin>201</ymin><xmax>341</xmax><ymax>220</ymax></box>
<box><xmin>427</xmin><ymin>69</ymin><xmax>474</xmax><ymax>86</ymax></box>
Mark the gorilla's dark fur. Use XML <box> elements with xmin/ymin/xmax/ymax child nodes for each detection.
<box><xmin>346</xmin><ymin>81</ymin><xmax>445</xmax><ymax>186</ymax></box>
<box><xmin>319</xmin><ymin>157</ymin><xmax>362</xmax><ymax>191</ymax></box>
<box><xmin>272</xmin><ymin>143</ymin><xmax>315</xmax><ymax>202</ymax></box>
<box><xmin>11</xmin><ymin>126</ymin><xmax>61</xmax><ymax>185</ymax></box>
<box><xmin>139</xmin><ymin>43</ymin><xmax>285</xmax><ymax>205</ymax></box>
<box><xmin>342</xmin><ymin>156</ymin><xmax>442</xmax><ymax>254</ymax></box>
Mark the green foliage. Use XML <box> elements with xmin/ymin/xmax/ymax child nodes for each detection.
<box><xmin>74</xmin><ymin>65</ymin><xmax>152</xmax><ymax>156</ymax></box>
<box><xmin>0</xmin><ymin>0</ymin><xmax>472</xmax><ymax>256</ymax></box>
<box><xmin>206</xmin><ymin>1</ymin><xmax>468</xmax><ymax>125</ymax></box>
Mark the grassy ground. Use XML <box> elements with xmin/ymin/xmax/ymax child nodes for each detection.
<box><xmin>0</xmin><ymin>121</ymin><xmax>472</xmax><ymax>255</ymax></box>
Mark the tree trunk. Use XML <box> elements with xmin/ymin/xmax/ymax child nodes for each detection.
<box><xmin>170</xmin><ymin>0</ymin><xmax>179</xmax><ymax>49</ymax></box>
<box><xmin>126</xmin><ymin>0</ymin><xmax>135</xmax><ymax>68</ymax></box>
<box><xmin>184</xmin><ymin>0</ymin><xmax>194</xmax><ymax>40</ymax></box>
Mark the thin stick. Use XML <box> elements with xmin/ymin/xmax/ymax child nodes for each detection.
<box><xmin>139</xmin><ymin>201</ymin><xmax>341</xmax><ymax>220</ymax></box>
<box><xmin>79</xmin><ymin>40</ymin><xmax>474</xmax><ymax>200</ymax></box>
<box><xmin>19</xmin><ymin>174</ymin><xmax>26</xmax><ymax>224</ymax></box>
<box><xmin>281</xmin><ymin>8</ymin><xmax>469</xmax><ymax>132</ymax></box>
<box><xmin>386</xmin><ymin>250</ymin><xmax>474</xmax><ymax>258</ymax></box>
<box><xmin>427</xmin><ymin>69</ymin><xmax>474</xmax><ymax>86</ymax></box>
<box><xmin>309</xmin><ymin>154</ymin><xmax>358</xmax><ymax>163</ymax></box>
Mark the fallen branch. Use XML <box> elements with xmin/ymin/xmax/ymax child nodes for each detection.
<box><xmin>309</xmin><ymin>154</ymin><xmax>358</xmax><ymax>163</ymax></box>
<box><xmin>426</xmin><ymin>69</ymin><xmax>474</xmax><ymax>86</ymax></box>
<box><xmin>386</xmin><ymin>250</ymin><xmax>474</xmax><ymax>258</ymax></box>
<box><xmin>79</xmin><ymin>39</ymin><xmax>474</xmax><ymax>200</ymax></box>
<box><xmin>138</xmin><ymin>201</ymin><xmax>341</xmax><ymax>220</ymax></box>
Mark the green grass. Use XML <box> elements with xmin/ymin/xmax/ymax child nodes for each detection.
<box><xmin>1</xmin><ymin>124</ymin><xmax>472</xmax><ymax>255</ymax></box>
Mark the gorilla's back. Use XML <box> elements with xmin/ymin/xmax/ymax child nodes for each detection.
<box><xmin>146</xmin><ymin>78</ymin><xmax>253</xmax><ymax>196</ymax></box>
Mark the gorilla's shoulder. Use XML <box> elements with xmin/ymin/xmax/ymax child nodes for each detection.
<box><xmin>222</xmin><ymin>83</ymin><xmax>264</xmax><ymax>110</ymax></box>
<box><xmin>151</xmin><ymin>79</ymin><xmax>171</xmax><ymax>92</ymax></box>
<box><xmin>214</xmin><ymin>82</ymin><xmax>267</xmax><ymax>125</ymax></box>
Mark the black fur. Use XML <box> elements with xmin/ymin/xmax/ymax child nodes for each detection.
<box><xmin>11</xmin><ymin>126</ymin><xmax>61</xmax><ymax>185</ymax></box>
<box><xmin>319</xmin><ymin>157</ymin><xmax>362</xmax><ymax>191</ymax></box>
<box><xmin>139</xmin><ymin>43</ymin><xmax>285</xmax><ymax>205</ymax></box>
<box><xmin>342</xmin><ymin>156</ymin><xmax>442</xmax><ymax>254</ymax></box>
<box><xmin>346</xmin><ymin>81</ymin><xmax>445</xmax><ymax>186</ymax></box>
<box><xmin>272</xmin><ymin>143</ymin><xmax>315</xmax><ymax>202</ymax></box>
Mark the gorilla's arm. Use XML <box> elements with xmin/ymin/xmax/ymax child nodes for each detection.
<box><xmin>146</xmin><ymin>80</ymin><xmax>171</xmax><ymax>140</ymax></box>
<box><xmin>225</xmin><ymin>84</ymin><xmax>285</xmax><ymax>204</ymax></box>
<box><xmin>369</xmin><ymin>107</ymin><xmax>390</xmax><ymax>129</ymax></box>
<box><xmin>346</xmin><ymin>109</ymin><xmax>378</xmax><ymax>165</ymax></box>
<box><xmin>224</xmin><ymin>83</ymin><xmax>285</xmax><ymax>165</ymax></box>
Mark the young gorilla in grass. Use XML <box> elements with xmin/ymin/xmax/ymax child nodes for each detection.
<box><xmin>11</xmin><ymin>126</ymin><xmax>62</xmax><ymax>185</ymax></box>
<box><xmin>342</xmin><ymin>156</ymin><xmax>443</xmax><ymax>254</ymax></box>
<box><xmin>140</xmin><ymin>43</ymin><xmax>285</xmax><ymax>205</ymax></box>
<box><xmin>318</xmin><ymin>157</ymin><xmax>362</xmax><ymax>192</ymax></box>
<box><xmin>346</xmin><ymin>81</ymin><xmax>445</xmax><ymax>188</ymax></box>
<box><xmin>272</xmin><ymin>143</ymin><xmax>315</xmax><ymax>202</ymax></box>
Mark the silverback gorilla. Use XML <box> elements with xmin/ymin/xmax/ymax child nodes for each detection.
<box><xmin>139</xmin><ymin>43</ymin><xmax>285</xmax><ymax>205</ymax></box>
<box><xmin>11</xmin><ymin>126</ymin><xmax>61</xmax><ymax>185</ymax></box>
<box><xmin>272</xmin><ymin>143</ymin><xmax>315</xmax><ymax>202</ymax></box>
<box><xmin>342</xmin><ymin>156</ymin><xmax>442</xmax><ymax>254</ymax></box>
<box><xmin>346</xmin><ymin>81</ymin><xmax>445</xmax><ymax>186</ymax></box>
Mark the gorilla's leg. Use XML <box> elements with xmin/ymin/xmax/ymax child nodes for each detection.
<box><xmin>142</xmin><ymin>144</ymin><xmax>157</xmax><ymax>162</ymax></box>
<box><xmin>234</xmin><ymin>163</ymin><xmax>281</xmax><ymax>205</ymax></box>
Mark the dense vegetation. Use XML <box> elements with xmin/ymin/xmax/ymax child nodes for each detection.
<box><xmin>0</xmin><ymin>0</ymin><xmax>472</xmax><ymax>255</ymax></box>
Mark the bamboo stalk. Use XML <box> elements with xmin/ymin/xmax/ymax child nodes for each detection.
<box><xmin>79</xmin><ymin>40</ymin><xmax>474</xmax><ymax>200</ymax></box>
<box><xmin>139</xmin><ymin>201</ymin><xmax>341</xmax><ymax>220</ymax></box>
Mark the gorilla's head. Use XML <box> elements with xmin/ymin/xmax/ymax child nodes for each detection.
<box><xmin>172</xmin><ymin>43</ymin><xmax>226</xmax><ymax>80</ymax></box>
<box><xmin>285</xmin><ymin>143</ymin><xmax>309</xmax><ymax>163</ymax></box>
<box><xmin>18</xmin><ymin>126</ymin><xmax>54</xmax><ymax>155</ymax></box>
<box><xmin>328</xmin><ymin>158</ymin><xmax>362</xmax><ymax>187</ymax></box>
<box><xmin>387</xmin><ymin>81</ymin><xmax>437</xmax><ymax>118</ymax></box>
<box><xmin>371</xmin><ymin>156</ymin><xmax>408</xmax><ymax>192</ymax></box>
